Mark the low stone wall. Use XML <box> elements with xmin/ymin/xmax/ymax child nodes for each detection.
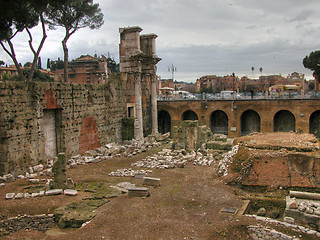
<box><xmin>0</xmin><ymin>214</ymin><xmax>55</xmax><ymax>236</ymax></box>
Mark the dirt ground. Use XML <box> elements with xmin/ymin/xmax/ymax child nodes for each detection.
<box><xmin>0</xmin><ymin>143</ymin><xmax>319</xmax><ymax>240</ymax></box>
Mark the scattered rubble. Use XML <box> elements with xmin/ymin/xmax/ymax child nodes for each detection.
<box><xmin>248</xmin><ymin>225</ymin><xmax>299</xmax><ymax>240</ymax></box>
<box><xmin>246</xmin><ymin>214</ymin><xmax>320</xmax><ymax>238</ymax></box>
<box><xmin>285</xmin><ymin>191</ymin><xmax>320</xmax><ymax>230</ymax></box>
<box><xmin>217</xmin><ymin>145</ymin><xmax>240</xmax><ymax>176</ymax></box>
<box><xmin>5</xmin><ymin>189</ymin><xmax>77</xmax><ymax>200</ymax></box>
<box><xmin>108</xmin><ymin>169</ymin><xmax>152</xmax><ymax>178</ymax></box>
<box><xmin>0</xmin><ymin>214</ymin><xmax>55</xmax><ymax>236</ymax></box>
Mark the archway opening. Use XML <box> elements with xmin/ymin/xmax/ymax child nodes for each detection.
<box><xmin>241</xmin><ymin>110</ymin><xmax>261</xmax><ymax>136</ymax></box>
<box><xmin>210</xmin><ymin>110</ymin><xmax>228</xmax><ymax>135</ymax></box>
<box><xmin>158</xmin><ymin>110</ymin><xmax>171</xmax><ymax>134</ymax></box>
<box><xmin>309</xmin><ymin>110</ymin><xmax>320</xmax><ymax>139</ymax></box>
<box><xmin>274</xmin><ymin>110</ymin><xmax>295</xmax><ymax>132</ymax></box>
<box><xmin>182</xmin><ymin>110</ymin><xmax>198</xmax><ymax>121</ymax></box>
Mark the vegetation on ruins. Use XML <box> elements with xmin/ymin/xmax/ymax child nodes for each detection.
<box><xmin>45</xmin><ymin>0</ymin><xmax>104</xmax><ymax>82</ymax></box>
<box><xmin>303</xmin><ymin>50</ymin><xmax>320</xmax><ymax>83</ymax></box>
<box><xmin>0</xmin><ymin>0</ymin><xmax>49</xmax><ymax>81</ymax></box>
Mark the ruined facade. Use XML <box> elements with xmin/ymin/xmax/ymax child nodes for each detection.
<box><xmin>0</xmin><ymin>26</ymin><xmax>160</xmax><ymax>176</ymax></box>
<box><xmin>119</xmin><ymin>26</ymin><xmax>161</xmax><ymax>139</ymax></box>
<box><xmin>0</xmin><ymin>79</ymin><xmax>127</xmax><ymax>175</ymax></box>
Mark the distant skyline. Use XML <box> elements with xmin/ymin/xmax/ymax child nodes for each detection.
<box><xmin>1</xmin><ymin>0</ymin><xmax>320</xmax><ymax>82</ymax></box>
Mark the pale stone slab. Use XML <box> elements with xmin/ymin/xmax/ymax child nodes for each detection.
<box><xmin>15</xmin><ymin>193</ymin><xmax>24</xmax><ymax>199</ymax></box>
<box><xmin>24</xmin><ymin>193</ymin><xmax>31</xmax><ymax>198</ymax></box>
<box><xmin>31</xmin><ymin>193</ymin><xmax>39</xmax><ymax>198</ymax></box>
<box><xmin>64</xmin><ymin>189</ymin><xmax>78</xmax><ymax>196</ymax></box>
<box><xmin>45</xmin><ymin>189</ymin><xmax>63</xmax><ymax>196</ymax></box>
<box><xmin>39</xmin><ymin>191</ymin><xmax>45</xmax><ymax>197</ymax></box>
<box><xmin>5</xmin><ymin>193</ymin><xmax>15</xmax><ymax>200</ymax></box>
<box><xmin>143</xmin><ymin>177</ymin><xmax>160</xmax><ymax>186</ymax></box>
<box><xmin>28</xmin><ymin>179</ymin><xmax>40</xmax><ymax>183</ymax></box>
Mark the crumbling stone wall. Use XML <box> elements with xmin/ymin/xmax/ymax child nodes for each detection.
<box><xmin>0</xmin><ymin>74</ymin><xmax>136</xmax><ymax>176</ymax></box>
<box><xmin>235</xmin><ymin>133</ymin><xmax>320</xmax><ymax>188</ymax></box>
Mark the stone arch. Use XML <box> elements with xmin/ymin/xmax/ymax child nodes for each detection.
<box><xmin>182</xmin><ymin>110</ymin><xmax>198</xmax><ymax>121</ymax></box>
<box><xmin>309</xmin><ymin>110</ymin><xmax>320</xmax><ymax>138</ymax></box>
<box><xmin>158</xmin><ymin>110</ymin><xmax>171</xmax><ymax>134</ymax></box>
<box><xmin>210</xmin><ymin>110</ymin><xmax>228</xmax><ymax>135</ymax></box>
<box><xmin>241</xmin><ymin>110</ymin><xmax>261</xmax><ymax>136</ymax></box>
<box><xmin>274</xmin><ymin>110</ymin><xmax>295</xmax><ymax>132</ymax></box>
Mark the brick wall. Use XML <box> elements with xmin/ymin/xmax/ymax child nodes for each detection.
<box><xmin>242</xmin><ymin>150</ymin><xmax>320</xmax><ymax>188</ymax></box>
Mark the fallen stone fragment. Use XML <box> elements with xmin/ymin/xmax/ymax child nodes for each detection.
<box><xmin>46</xmin><ymin>189</ymin><xmax>63</xmax><ymax>196</ymax></box>
<box><xmin>64</xmin><ymin>189</ymin><xmax>78</xmax><ymax>196</ymax></box>
<box><xmin>39</xmin><ymin>191</ymin><xmax>45</xmax><ymax>197</ymax></box>
<box><xmin>28</xmin><ymin>179</ymin><xmax>40</xmax><ymax>183</ymax></box>
<box><xmin>24</xmin><ymin>193</ymin><xmax>31</xmax><ymax>198</ymax></box>
<box><xmin>15</xmin><ymin>193</ymin><xmax>23</xmax><ymax>199</ymax></box>
<box><xmin>143</xmin><ymin>177</ymin><xmax>160</xmax><ymax>186</ymax></box>
<box><xmin>5</xmin><ymin>193</ymin><xmax>15</xmax><ymax>200</ymax></box>
<box><xmin>284</xmin><ymin>216</ymin><xmax>294</xmax><ymax>224</ymax></box>
<box><xmin>31</xmin><ymin>193</ymin><xmax>39</xmax><ymax>198</ymax></box>
<box><xmin>257</xmin><ymin>207</ymin><xmax>266</xmax><ymax>216</ymax></box>
<box><xmin>128</xmin><ymin>187</ymin><xmax>150</xmax><ymax>197</ymax></box>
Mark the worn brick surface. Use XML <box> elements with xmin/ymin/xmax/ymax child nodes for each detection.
<box><xmin>0</xmin><ymin>75</ymin><xmax>152</xmax><ymax>175</ymax></box>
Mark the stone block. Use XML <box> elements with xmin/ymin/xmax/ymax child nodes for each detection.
<box><xmin>128</xmin><ymin>187</ymin><xmax>150</xmax><ymax>197</ymax></box>
<box><xmin>284</xmin><ymin>216</ymin><xmax>295</xmax><ymax>224</ymax></box>
<box><xmin>5</xmin><ymin>193</ymin><xmax>15</xmax><ymax>200</ymax></box>
<box><xmin>64</xmin><ymin>189</ymin><xmax>78</xmax><ymax>196</ymax></box>
<box><xmin>15</xmin><ymin>193</ymin><xmax>23</xmax><ymax>199</ymax></box>
<box><xmin>143</xmin><ymin>177</ymin><xmax>160</xmax><ymax>186</ymax></box>
<box><xmin>46</xmin><ymin>189</ymin><xmax>63</xmax><ymax>196</ymax></box>
<box><xmin>31</xmin><ymin>193</ymin><xmax>39</xmax><ymax>198</ymax></box>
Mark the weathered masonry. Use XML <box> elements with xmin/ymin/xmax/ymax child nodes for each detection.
<box><xmin>158</xmin><ymin>99</ymin><xmax>320</xmax><ymax>138</ymax></box>
<box><xmin>0</xmin><ymin>80</ymin><xmax>126</xmax><ymax>175</ymax></box>
<box><xmin>0</xmin><ymin>26</ymin><xmax>161</xmax><ymax>176</ymax></box>
<box><xmin>119</xmin><ymin>26</ymin><xmax>161</xmax><ymax>139</ymax></box>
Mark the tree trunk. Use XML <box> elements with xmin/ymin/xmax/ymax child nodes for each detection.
<box><xmin>27</xmin><ymin>14</ymin><xmax>47</xmax><ymax>81</ymax></box>
<box><xmin>151</xmin><ymin>74</ymin><xmax>158</xmax><ymax>134</ymax></box>
<box><xmin>1</xmin><ymin>40</ymin><xmax>24</xmax><ymax>81</ymax></box>
<box><xmin>62</xmin><ymin>36</ymin><xmax>69</xmax><ymax>83</ymax></box>
<box><xmin>134</xmin><ymin>72</ymin><xmax>144</xmax><ymax>141</ymax></box>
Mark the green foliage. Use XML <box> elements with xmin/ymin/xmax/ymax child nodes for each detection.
<box><xmin>200</xmin><ymin>85</ymin><xmax>213</xmax><ymax>93</ymax></box>
<box><xmin>0</xmin><ymin>0</ymin><xmax>50</xmax><ymax>81</ymax></box>
<box><xmin>45</xmin><ymin>0</ymin><xmax>104</xmax><ymax>31</ymax></box>
<box><xmin>50</xmin><ymin>58</ymin><xmax>64</xmax><ymax>71</ymax></box>
<box><xmin>37</xmin><ymin>56</ymin><xmax>42</xmax><ymax>69</ymax></box>
<box><xmin>12</xmin><ymin>68</ymin><xmax>53</xmax><ymax>82</ymax></box>
<box><xmin>303</xmin><ymin>50</ymin><xmax>320</xmax><ymax>82</ymax></box>
<box><xmin>106</xmin><ymin>57</ymin><xmax>119</xmax><ymax>73</ymax></box>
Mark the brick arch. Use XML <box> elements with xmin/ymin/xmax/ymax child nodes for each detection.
<box><xmin>309</xmin><ymin>110</ymin><xmax>320</xmax><ymax>138</ymax></box>
<box><xmin>158</xmin><ymin>110</ymin><xmax>171</xmax><ymax>134</ymax></box>
<box><xmin>274</xmin><ymin>110</ymin><xmax>295</xmax><ymax>132</ymax></box>
<box><xmin>182</xmin><ymin>110</ymin><xmax>198</xmax><ymax>121</ymax></box>
<box><xmin>241</xmin><ymin>110</ymin><xmax>261</xmax><ymax>136</ymax></box>
<box><xmin>210</xmin><ymin>110</ymin><xmax>228</xmax><ymax>135</ymax></box>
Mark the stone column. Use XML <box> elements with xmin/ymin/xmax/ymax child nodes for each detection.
<box><xmin>134</xmin><ymin>72</ymin><xmax>144</xmax><ymax>141</ymax></box>
<box><xmin>151</xmin><ymin>74</ymin><xmax>158</xmax><ymax>134</ymax></box>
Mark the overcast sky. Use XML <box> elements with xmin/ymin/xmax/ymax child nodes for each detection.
<box><xmin>1</xmin><ymin>0</ymin><xmax>320</xmax><ymax>82</ymax></box>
